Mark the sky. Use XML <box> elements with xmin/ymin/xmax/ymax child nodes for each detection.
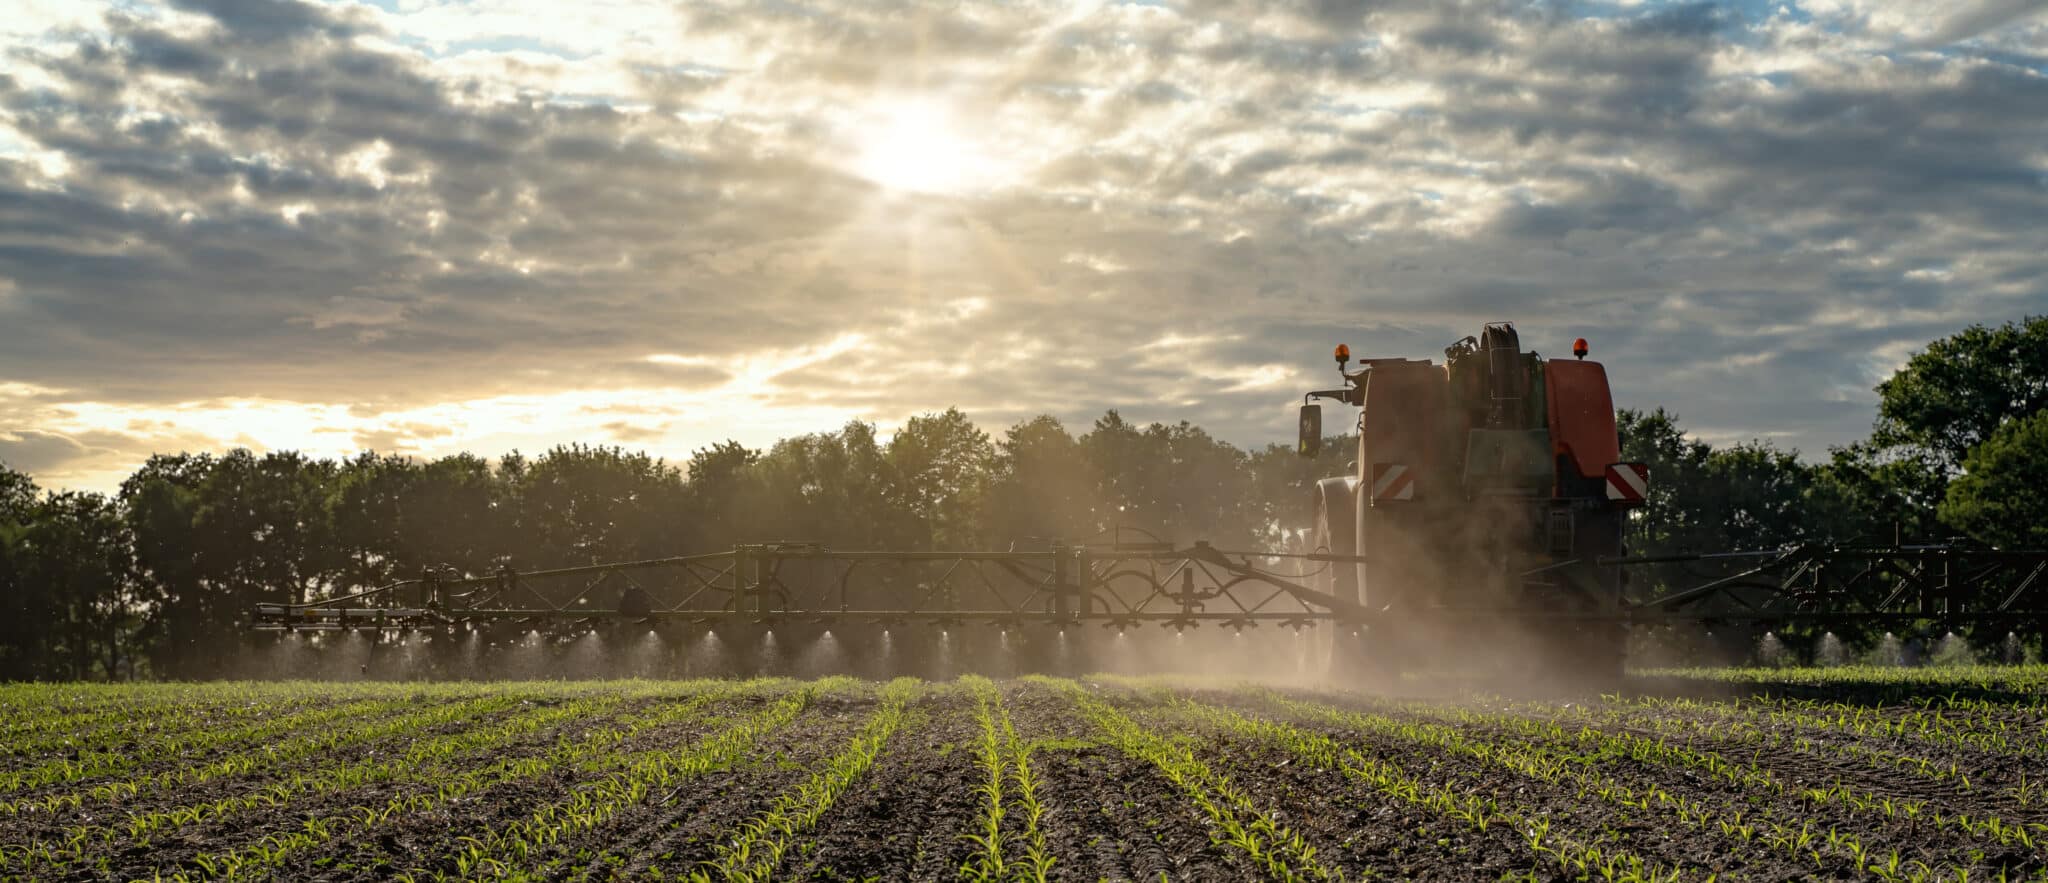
<box><xmin>1</xmin><ymin>0</ymin><xmax>2045</xmax><ymax>493</ymax></box>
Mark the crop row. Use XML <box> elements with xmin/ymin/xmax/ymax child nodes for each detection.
<box><xmin>0</xmin><ymin>682</ymin><xmax>309</xmax><ymax>724</ymax></box>
<box><xmin>1235</xmin><ymin>687</ymin><xmax>2013</xmax><ymax>881</ymax></box>
<box><xmin>0</xmin><ymin>683</ymin><xmax>708</xmax><ymax>876</ymax></box>
<box><xmin>420</xmin><ymin>677</ymin><xmax>843</xmax><ymax>881</ymax></box>
<box><xmin>959</xmin><ymin>675</ymin><xmax>1051</xmax><ymax>883</ymax></box>
<box><xmin>1618</xmin><ymin>693</ymin><xmax>2048</xmax><ymax>760</ymax></box>
<box><xmin>1041</xmin><ymin>677</ymin><xmax>1338</xmax><ymax>882</ymax></box>
<box><xmin>1638</xmin><ymin>665</ymin><xmax>2048</xmax><ymax>698</ymax></box>
<box><xmin>168</xmin><ymin>679</ymin><xmax>801</xmax><ymax>882</ymax></box>
<box><xmin>0</xmin><ymin>694</ymin><xmax>451</xmax><ymax>796</ymax></box>
<box><xmin>0</xmin><ymin>681</ymin><xmax>496</xmax><ymax>743</ymax></box>
<box><xmin>1263</xmin><ymin>680</ymin><xmax>2048</xmax><ymax>858</ymax></box>
<box><xmin>686</xmin><ymin>678</ymin><xmax>920</xmax><ymax>882</ymax></box>
<box><xmin>2</xmin><ymin>694</ymin><xmax>399</xmax><ymax>772</ymax></box>
<box><xmin>0</xmin><ymin>688</ymin><xmax>387</xmax><ymax>760</ymax></box>
<box><xmin>1389</xmin><ymin>695</ymin><xmax>2048</xmax><ymax>853</ymax></box>
<box><xmin>1074</xmin><ymin>680</ymin><xmax>1678</xmax><ymax>883</ymax></box>
<box><xmin>0</xmin><ymin>691</ymin><xmax>526</xmax><ymax>818</ymax></box>
<box><xmin>1460</xmin><ymin>693</ymin><xmax>2008</xmax><ymax>797</ymax></box>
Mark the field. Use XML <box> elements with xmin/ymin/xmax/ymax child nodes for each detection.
<box><xmin>4</xmin><ymin>669</ymin><xmax>2048</xmax><ymax>882</ymax></box>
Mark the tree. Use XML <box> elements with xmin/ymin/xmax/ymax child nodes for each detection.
<box><xmin>401</xmin><ymin>453</ymin><xmax>505</xmax><ymax>572</ymax></box>
<box><xmin>1700</xmin><ymin>442</ymin><xmax>1820</xmax><ymax>550</ymax></box>
<box><xmin>1616</xmin><ymin>409</ymin><xmax>1836</xmax><ymax>598</ymax></box>
<box><xmin>1079</xmin><ymin>410</ymin><xmax>1153</xmax><ymax>539</ymax></box>
<box><xmin>192</xmin><ymin>450</ymin><xmax>339</xmax><ymax>608</ymax></box>
<box><xmin>1799</xmin><ymin>315</ymin><xmax>2048</xmax><ymax>545</ymax></box>
<box><xmin>985</xmin><ymin>416</ymin><xmax>1095</xmax><ymax>546</ymax></box>
<box><xmin>887</xmin><ymin>409</ymin><xmax>995</xmax><ymax>549</ymax></box>
<box><xmin>0</xmin><ymin>462</ymin><xmax>42</xmax><ymax>679</ymax></box>
<box><xmin>327</xmin><ymin>452</ymin><xmax>506</xmax><ymax>583</ymax></box>
<box><xmin>1078</xmin><ymin>412</ymin><xmax>1259</xmax><ymax>546</ymax></box>
<box><xmin>1141</xmin><ymin>420</ymin><xmax>1257</xmax><ymax>546</ymax></box>
<box><xmin>1616</xmin><ymin>408</ymin><xmax>1716</xmax><ymax>560</ymax></box>
<box><xmin>753</xmin><ymin>422</ymin><xmax>902</xmax><ymax>549</ymax></box>
<box><xmin>1807</xmin><ymin>442</ymin><xmax>1948</xmax><ymax>544</ymax></box>
<box><xmin>1940</xmin><ymin>410</ymin><xmax>2048</xmax><ymax>549</ymax></box>
<box><xmin>0</xmin><ymin>463</ymin><xmax>33</xmax><ymax>518</ymax></box>
<box><xmin>329</xmin><ymin>452</ymin><xmax>419</xmax><ymax>587</ymax></box>
<box><xmin>120</xmin><ymin>453</ymin><xmax>215</xmax><ymax>678</ymax></box>
<box><xmin>682</xmin><ymin>441</ymin><xmax>760</xmax><ymax>550</ymax></box>
<box><xmin>1872</xmin><ymin>315</ymin><xmax>2048</xmax><ymax>474</ymax></box>
<box><xmin>116</xmin><ymin>450</ymin><xmax>339</xmax><ymax>677</ymax></box>
<box><xmin>16</xmin><ymin>492</ymin><xmax>139</xmax><ymax>680</ymax></box>
<box><xmin>513</xmin><ymin>444</ymin><xmax>684</xmax><ymax>567</ymax></box>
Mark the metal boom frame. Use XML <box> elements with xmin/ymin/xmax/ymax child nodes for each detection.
<box><xmin>253</xmin><ymin>541</ymin><xmax>2048</xmax><ymax>634</ymax></box>
<box><xmin>254</xmin><ymin>541</ymin><xmax>1365</xmax><ymax>633</ymax></box>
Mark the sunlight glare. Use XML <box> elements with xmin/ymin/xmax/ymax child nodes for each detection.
<box><xmin>854</xmin><ymin>101</ymin><xmax>990</xmax><ymax>195</ymax></box>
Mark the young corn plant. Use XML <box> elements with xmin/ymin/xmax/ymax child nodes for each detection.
<box><xmin>1001</xmin><ymin>700</ymin><xmax>1054</xmax><ymax>883</ymax></box>
<box><xmin>956</xmin><ymin>676</ymin><xmax>1053</xmax><ymax>883</ymax></box>
<box><xmin>960</xmin><ymin>676</ymin><xmax>1011</xmax><ymax>883</ymax></box>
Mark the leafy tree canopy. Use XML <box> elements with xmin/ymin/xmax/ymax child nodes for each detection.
<box><xmin>1872</xmin><ymin>315</ymin><xmax>2048</xmax><ymax>474</ymax></box>
<box><xmin>1940</xmin><ymin>410</ymin><xmax>2048</xmax><ymax>549</ymax></box>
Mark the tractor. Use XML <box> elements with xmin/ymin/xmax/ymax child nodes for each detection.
<box><xmin>1296</xmin><ymin>322</ymin><xmax>1648</xmax><ymax>682</ymax></box>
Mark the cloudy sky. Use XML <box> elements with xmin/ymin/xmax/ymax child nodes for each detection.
<box><xmin>2</xmin><ymin>0</ymin><xmax>2045</xmax><ymax>492</ymax></box>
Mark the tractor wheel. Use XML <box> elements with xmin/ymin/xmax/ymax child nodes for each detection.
<box><xmin>1307</xmin><ymin>518</ymin><xmax>1339</xmax><ymax>680</ymax></box>
<box><xmin>1312</xmin><ymin>494</ymin><xmax>1395</xmax><ymax>684</ymax></box>
<box><xmin>1308</xmin><ymin>496</ymin><xmax>1352</xmax><ymax>680</ymax></box>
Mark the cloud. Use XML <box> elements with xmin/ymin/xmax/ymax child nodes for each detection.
<box><xmin>0</xmin><ymin>0</ymin><xmax>2044</xmax><ymax>491</ymax></box>
<box><xmin>171</xmin><ymin>0</ymin><xmax>371</xmax><ymax>43</ymax></box>
<box><xmin>1917</xmin><ymin>0</ymin><xmax>2048</xmax><ymax>46</ymax></box>
<box><xmin>601</xmin><ymin>420</ymin><xmax>664</xmax><ymax>443</ymax></box>
<box><xmin>0</xmin><ymin>430</ymin><xmax>96</xmax><ymax>474</ymax></box>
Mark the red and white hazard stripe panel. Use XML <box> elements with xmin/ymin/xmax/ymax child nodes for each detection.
<box><xmin>1370</xmin><ymin>463</ymin><xmax>1414</xmax><ymax>502</ymax></box>
<box><xmin>1605</xmin><ymin>462</ymin><xmax>1650</xmax><ymax>504</ymax></box>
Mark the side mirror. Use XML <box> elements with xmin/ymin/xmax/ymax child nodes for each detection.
<box><xmin>1297</xmin><ymin>404</ymin><xmax>1322</xmax><ymax>458</ymax></box>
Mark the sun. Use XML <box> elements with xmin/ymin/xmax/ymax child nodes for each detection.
<box><xmin>853</xmin><ymin>100</ymin><xmax>989</xmax><ymax>195</ymax></box>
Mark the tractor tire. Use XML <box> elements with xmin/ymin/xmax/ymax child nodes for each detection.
<box><xmin>1312</xmin><ymin>488</ymin><xmax>1389</xmax><ymax>684</ymax></box>
<box><xmin>1308</xmin><ymin>498</ymin><xmax>1347</xmax><ymax>680</ymax></box>
<box><xmin>1314</xmin><ymin>488</ymin><xmax>1360</xmax><ymax>608</ymax></box>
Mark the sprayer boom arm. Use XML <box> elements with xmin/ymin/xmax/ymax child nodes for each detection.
<box><xmin>250</xmin><ymin>541</ymin><xmax>2048</xmax><ymax>634</ymax></box>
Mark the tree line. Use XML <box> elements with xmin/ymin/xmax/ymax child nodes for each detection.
<box><xmin>1</xmin><ymin>317</ymin><xmax>2041</xmax><ymax>679</ymax></box>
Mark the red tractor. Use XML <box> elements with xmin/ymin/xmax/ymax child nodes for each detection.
<box><xmin>1297</xmin><ymin>322</ymin><xmax>1648</xmax><ymax>681</ymax></box>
